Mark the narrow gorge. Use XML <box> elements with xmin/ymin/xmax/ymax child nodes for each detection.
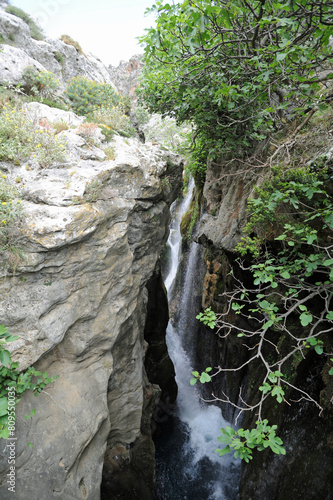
<box><xmin>0</xmin><ymin>2</ymin><xmax>333</xmax><ymax>500</ymax></box>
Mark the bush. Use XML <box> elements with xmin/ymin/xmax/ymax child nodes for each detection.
<box><xmin>5</xmin><ymin>6</ymin><xmax>44</xmax><ymax>41</ymax></box>
<box><xmin>60</xmin><ymin>35</ymin><xmax>84</xmax><ymax>55</ymax></box>
<box><xmin>65</xmin><ymin>77</ymin><xmax>120</xmax><ymax>116</ymax></box>
<box><xmin>134</xmin><ymin>106</ymin><xmax>151</xmax><ymax>127</ymax></box>
<box><xmin>0</xmin><ymin>102</ymin><xmax>67</xmax><ymax>167</ymax></box>
<box><xmin>22</xmin><ymin>66</ymin><xmax>60</xmax><ymax>98</ymax></box>
<box><xmin>89</xmin><ymin>105</ymin><xmax>134</xmax><ymax>137</ymax></box>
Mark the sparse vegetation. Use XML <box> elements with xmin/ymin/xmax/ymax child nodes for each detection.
<box><xmin>22</xmin><ymin>66</ymin><xmax>60</xmax><ymax>98</ymax></box>
<box><xmin>0</xmin><ymin>102</ymin><xmax>67</xmax><ymax>167</ymax></box>
<box><xmin>5</xmin><ymin>5</ymin><xmax>44</xmax><ymax>41</ymax></box>
<box><xmin>103</xmin><ymin>146</ymin><xmax>116</xmax><ymax>160</ymax></box>
<box><xmin>90</xmin><ymin>105</ymin><xmax>134</xmax><ymax>137</ymax></box>
<box><xmin>60</xmin><ymin>34</ymin><xmax>84</xmax><ymax>55</ymax></box>
<box><xmin>0</xmin><ymin>176</ymin><xmax>22</xmax><ymax>246</ymax></box>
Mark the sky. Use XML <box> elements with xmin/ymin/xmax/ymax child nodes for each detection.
<box><xmin>12</xmin><ymin>0</ymin><xmax>157</xmax><ymax>66</ymax></box>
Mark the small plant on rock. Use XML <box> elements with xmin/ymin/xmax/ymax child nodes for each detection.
<box><xmin>0</xmin><ymin>176</ymin><xmax>22</xmax><ymax>246</ymax></box>
<box><xmin>22</xmin><ymin>66</ymin><xmax>60</xmax><ymax>98</ymax></box>
<box><xmin>0</xmin><ymin>325</ymin><xmax>58</xmax><ymax>440</ymax></box>
<box><xmin>60</xmin><ymin>34</ymin><xmax>84</xmax><ymax>55</ymax></box>
<box><xmin>76</xmin><ymin>122</ymin><xmax>99</xmax><ymax>145</ymax></box>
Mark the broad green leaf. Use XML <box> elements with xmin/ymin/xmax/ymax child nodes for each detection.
<box><xmin>276</xmin><ymin>52</ymin><xmax>287</xmax><ymax>61</ymax></box>
<box><xmin>0</xmin><ymin>398</ymin><xmax>8</xmax><ymax>417</ymax></box>
<box><xmin>300</xmin><ymin>312</ymin><xmax>313</xmax><ymax>326</ymax></box>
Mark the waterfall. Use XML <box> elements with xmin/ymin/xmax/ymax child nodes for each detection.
<box><xmin>155</xmin><ymin>180</ymin><xmax>240</xmax><ymax>500</ymax></box>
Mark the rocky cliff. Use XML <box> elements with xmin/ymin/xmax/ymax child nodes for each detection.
<box><xmin>0</xmin><ymin>100</ymin><xmax>182</xmax><ymax>500</ymax></box>
<box><xmin>108</xmin><ymin>56</ymin><xmax>143</xmax><ymax>102</ymax></box>
<box><xmin>0</xmin><ymin>6</ymin><xmax>115</xmax><ymax>90</ymax></box>
<box><xmin>196</xmin><ymin>117</ymin><xmax>333</xmax><ymax>498</ymax></box>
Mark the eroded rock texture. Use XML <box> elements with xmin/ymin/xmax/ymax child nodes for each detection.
<box><xmin>0</xmin><ymin>110</ymin><xmax>182</xmax><ymax>499</ymax></box>
<box><xmin>0</xmin><ymin>7</ymin><xmax>115</xmax><ymax>90</ymax></box>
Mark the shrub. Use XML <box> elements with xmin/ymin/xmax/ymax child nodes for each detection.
<box><xmin>65</xmin><ymin>77</ymin><xmax>120</xmax><ymax>116</ymax></box>
<box><xmin>90</xmin><ymin>106</ymin><xmax>135</xmax><ymax>137</ymax></box>
<box><xmin>5</xmin><ymin>6</ymin><xmax>44</xmax><ymax>41</ymax></box>
<box><xmin>98</xmin><ymin>124</ymin><xmax>114</xmax><ymax>142</ymax></box>
<box><xmin>134</xmin><ymin>106</ymin><xmax>151</xmax><ymax>127</ymax></box>
<box><xmin>60</xmin><ymin>35</ymin><xmax>84</xmax><ymax>55</ymax></box>
<box><xmin>22</xmin><ymin>66</ymin><xmax>60</xmax><ymax>98</ymax></box>
<box><xmin>0</xmin><ymin>102</ymin><xmax>67</xmax><ymax>167</ymax></box>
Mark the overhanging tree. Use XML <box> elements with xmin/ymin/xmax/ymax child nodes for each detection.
<box><xmin>139</xmin><ymin>0</ymin><xmax>333</xmax><ymax>167</ymax></box>
<box><xmin>139</xmin><ymin>0</ymin><xmax>333</xmax><ymax>461</ymax></box>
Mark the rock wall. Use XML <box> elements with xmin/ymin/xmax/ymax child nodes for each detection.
<box><xmin>0</xmin><ymin>7</ymin><xmax>115</xmax><ymax>90</ymax></box>
<box><xmin>0</xmin><ymin>103</ymin><xmax>183</xmax><ymax>499</ymax></box>
<box><xmin>108</xmin><ymin>56</ymin><xmax>143</xmax><ymax>102</ymax></box>
<box><xmin>197</xmin><ymin>148</ymin><xmax>333</xmax><ymax>497</ymax></box>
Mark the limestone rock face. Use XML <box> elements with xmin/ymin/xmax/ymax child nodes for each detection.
<box><xmin>0</xmin><ymin>8</ymin><xmax>115</xmax><ymax>90</ymax></box>
<box><xmin>108</xmin><ymin>55</ymin><xmax>143</xmax><ymax>101</ymax></box>
<box><xmin>0</xmin><ymin>108</ymin><xmax>183</xmax><ymax>499</ymax></box>
<box><xmin>197</xmin><ymin>159</ymin><xmax>256</xmax><ymax>251</ymax></box>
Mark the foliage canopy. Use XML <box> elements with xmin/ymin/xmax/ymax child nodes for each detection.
<box><xmin>139</xmin><ymin>0</ymin><xmax>333</xmax><ymax>168</ymax></box>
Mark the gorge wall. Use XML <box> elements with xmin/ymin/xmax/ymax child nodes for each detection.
<box><xmin>195</xmin><ymin>129</ymin><xmax>333</xmax><ymax>498</ymax></box>
<box><xmin>0</xmin><ymin>103</ymin><xmax>182</xmax><ymax>499</ymax></box>
<box><xmin>0</xmin><ymin>7</ymin><xmax>183</xmax><ymax>498</ymax></box>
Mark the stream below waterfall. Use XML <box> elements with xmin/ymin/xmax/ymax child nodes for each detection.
<box><xmin>154</xmin><ymin>181</ymin><xmax>241</xmax><ymax>500</ymax></box>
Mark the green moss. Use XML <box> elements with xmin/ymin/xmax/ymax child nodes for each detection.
<box><xmin>180</xmin><ymin>183</ymin><xmax>202</xmax><ymax>242</ymax></box>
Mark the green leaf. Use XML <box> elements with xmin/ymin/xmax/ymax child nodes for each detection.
<box><xmin>314</xmin><ymin>345</ymin><xmax>324</xmax><ymax>355</ymax></box>
<box><xmin>200</xmin><ymin>372</ymin><xmax>211</xmax><ymax>383</ymax></box>
<box><xmin>0</xmin><ymin>397</ymin><xmax>8</xmax><ymax>417</ymax></box>
<box><xmin>190</xmin><ymin>378</ymin><xmax>197</xmax><ymax>386</ymax></box>
<box><xmin>300</xmin><ymin>312</ymin><xmax>313</xmax><ymax>326</ymax></box>
<box><xmin>0</xmin><ymin>350</ymin><xmax>11</xmax><ymax>367</ymax></box>
<box><xmin>280</xmin><ymin>271</ymin><xmax>290</xmax><ymax>279</ymax></box>
<box><xmin>276</xmin><ymin>52</ymin><xmax>287</xmax><ymax>61</ymax></box>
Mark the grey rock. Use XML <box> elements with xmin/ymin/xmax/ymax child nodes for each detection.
<box><xmin>0</xmin><ymin>7</ymin><xmax>116</xmax><ymax>90</ymax></box>
<box><xmin>0</xmin><ymin>129</ymin><xmax>183</xmax><ymax>499</ymax></box>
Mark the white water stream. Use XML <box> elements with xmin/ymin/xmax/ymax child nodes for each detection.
<box><xmin>155</xmin><ymin>180</ymin><xmax>240</xmax><ymax>500</ymax></box>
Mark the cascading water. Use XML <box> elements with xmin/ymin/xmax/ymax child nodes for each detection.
<box><xmin>154</xmin><ymin>180</ymin><xmax>240</xmax><ymax>500</ymax></box>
